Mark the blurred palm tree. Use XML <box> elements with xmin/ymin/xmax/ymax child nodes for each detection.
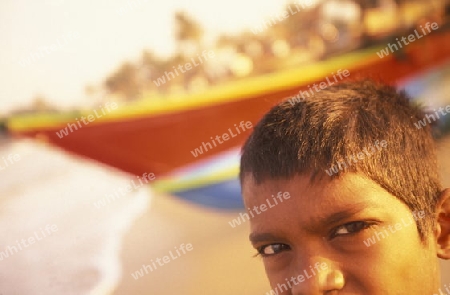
<box><xmin>104</xmin><ymin>62</ymin><xmax>141</xmax><ymax>101</ymax></box>
<box><xmin>31</xmin><ymin>95</ymin><xmax>55</xmax><ymax>112</ymax></box>
<box><xmin>140</xmin><ymin>50</ymin><xmax>168</xmax><ymax>93</ymax></box>
<box><xmin>174</xmin><ymin>11</ymin><xmax>203</xmax><ymax>57</ymax></box>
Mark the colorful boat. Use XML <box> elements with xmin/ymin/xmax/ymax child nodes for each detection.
<box><xmin>7</xmin><ymin>28</ymin><xmax>450</xmax><ymax>209</ymax></box>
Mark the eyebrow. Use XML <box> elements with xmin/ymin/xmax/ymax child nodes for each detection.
<box><xmin>317</xmin><ymin>205</ymin><xmax>369</xmax><ymax>228</ymax></box>
<box><xmin>249</xmin><ymin>203</ymin><xmax>379</xmax><ymax>245</ymax></box>
<box><xmin>249</xmin><ymin>232</ymin><xmax>285</xmax><ymax>245</ymax></box>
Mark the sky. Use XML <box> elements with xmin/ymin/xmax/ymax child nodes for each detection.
<box><xmin>0</xmin><ymin>0</ymin><xmax>287</xmax><ymax>115</ymax></box>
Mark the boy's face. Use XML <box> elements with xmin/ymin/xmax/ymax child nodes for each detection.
<box><xmin>242</xmin><ymin>173</ymin><xmax>441</xmax><ymax>294</ymax></box>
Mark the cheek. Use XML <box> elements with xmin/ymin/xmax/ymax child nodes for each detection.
<box><xmin>262</xmin><ymin>252</ymin><xmax>293</xmax><ymax>272</ymax></box>
<box><xmin>264</xmin><ymin>263</ymin><xmax>292</xmax><ymax>291</ymax></box>
<box><xmin>344</xmin><ymin>224</ymin><xmax>437</xmax><ymax>293</ymax></box>
<box><xmin>261</xmin><ymin>250</ymin><xmax>298</xmax><ymax>289</ymax></box>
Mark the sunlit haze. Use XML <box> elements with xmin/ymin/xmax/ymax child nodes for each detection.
<box><xmin>0</xmin><ymin>0</ymin><xmax>288</xmax><ymax>114</ymax></box>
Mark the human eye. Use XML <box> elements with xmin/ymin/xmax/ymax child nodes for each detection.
<box><xmin>330</xmin><ymin>221</ymin><xmax>375</xmax><ymax>238</ymax></box>
<box><xmin>256</xmin><ymin>243</ymin><xmax>291</xmax><ymax>257</ymax></box>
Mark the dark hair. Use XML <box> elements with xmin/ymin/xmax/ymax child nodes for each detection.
<box><xmin>240</xmin><ymin>79</ymin><xmax>441</xmax><ymax>240</ymax></box>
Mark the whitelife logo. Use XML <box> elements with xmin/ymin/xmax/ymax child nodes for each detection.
<box><xmin>131</xmin><ymin>243</ymin><xmax>193</xmax><ymax>280</ymax></box>
<box><xmin>0</xmin><ymin>153</ymin><xmax>21</xmax><ymax>170</ymax></box>
<box><xmin>376</xmin><ymin>22</ymin><xmax>439</xmax><ymax>58</ymax></box>
<box><xmin>152</xmin><ymin>50</ymin><xmax>215</xmax><ymax>87</ymax></box>
<box><xmin>228</xmin><ymin>192</ymin><xmax>290</xmax><ymax>228</ymax></box>
<box><xmin>17</xmin><ymin>31</ymin><xmax>80</xmax><ymax>67</ymax></box>
<box><xmin>0</xmin><ymin>224</ymin><xmax>58</xmax><ymax>261</ymax></box>
<box><xmin>325</xmin><ymin>140</ymin><xmax>388</xmax><ymax>176</ymax></box>
<box><xmin>265</xmin><ymin>262</ymin><xmax>329</xmax><ymax>295</ymax></box>
<box><xmin>93</xmin><ymin>172</ymin><xmax>156</xmax><ymax>208</ymax></box>
<box><xmin>287</xmin><ymin>69</ymin><xmax>350</xmax><ymax>106</ymax></box>
<box><xmin>251</xmin><ymin>1</ymin><xmax>314</xmax><ymax>34</ymax></box>
<box><xmin>414</xmin><ymin>104</ymin><xmax>450</xmax><ymax>129</ymax></box>
<box><xmin>190</xmin><ymin>121</ymin><xmax>253</xmax><ymax>158</ymax></box>
<box><xmin>363</xmin><ymin>211</ymin><xmax>425</xmax><ymax>247</ymax></box>
<box><xmin>55</xmin><ymin>102</ymin><xmax>118</xmax><ymax>139</ymax></box>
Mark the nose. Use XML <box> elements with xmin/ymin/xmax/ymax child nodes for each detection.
<box><xmin>290</xmin><ymin>260</ymin><xmax>345</xmax><ymax>295</ymax></box>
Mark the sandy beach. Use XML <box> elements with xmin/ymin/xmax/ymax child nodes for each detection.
<box><xmin>0</xmin><ymin>138</ymin><xmax>151</xmax><ymax>295</ymax></box>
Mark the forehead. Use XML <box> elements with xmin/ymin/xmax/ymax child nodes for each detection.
<box><xmin>242</xmin><ymin>173</ymin><xmax>377</xmax><ymax>205</ymax></box>
<box><xmin>241</xmin><ymin>173</ymin><xmax>409</xmax><ymax>229</ymax></box>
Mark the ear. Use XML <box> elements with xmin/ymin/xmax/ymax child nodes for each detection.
<box><xmin>435</xmin><ymin>188</ymin><xmax>450</xmax><ymax>259</ymax></box>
